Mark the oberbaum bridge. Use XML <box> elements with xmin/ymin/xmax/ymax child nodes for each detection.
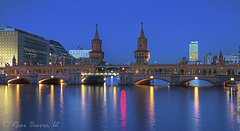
<box><xmin>1</xmin><ymin>23</ymin><xmax>240</xmax><ymax>87</ymax></box>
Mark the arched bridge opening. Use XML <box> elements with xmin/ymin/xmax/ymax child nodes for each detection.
<box><xmin>134</xmin><ymin>78</ymin><xmax>170</xmax><ymax>86</ymax></box>
<box><xmin>7</xmin><ymin>78</ymin><xmax>30</xmax><ymax>84</ymax></box>
<box><xmin>224</xmin><ymin>79</ymin><xmax>238</xmax><ymax>87</ymax></box>
<box><xmin>188</xmin><ymin>80</ymin><xmax>213</xmax><ymax>86</ymax></box>
<box><xmin>38</xmin><ymin>78</ymin><xmax>66</xmax><ymax>84</ymax></box>
<box><xmin>82</xmin><ymin>75</ymin><xmax>105</xmax><ymax>84</ymax></box>
<box><xmin>181</xmin><ymin>78</ymin><xmax>214</xmax><ymax>87</ymax></box>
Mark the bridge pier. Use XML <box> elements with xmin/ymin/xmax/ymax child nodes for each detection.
<box><xmin>119</xmin><ymin>73</ymin><xmax>134</xmax><ymax>85</ymax></box>
<box><xmin>169</xmin><ymin>75</ymin><xmax>180</xmax><ymax>86</ymax></box>
<box><xmin>30</xmin><ymin>74</ymin><xmax>38</xmax><ymax>84</ymax></box>
<box><xmin>68</xmin><ymin>73</ymin><xmax>82</xmax><ymax>85</ymax></box>
<box><xmin>0</xmin><ymin>74</ymin><xmax>5</xmax><ymax>84</ymax></box>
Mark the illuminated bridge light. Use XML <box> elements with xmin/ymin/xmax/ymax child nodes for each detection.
<box><xmin>51</xmin><ymin>75</ymin><xmax>54</xmax><ymax>78</ymax></box>
<box><xmin>150</xmin><ymin>76</ymin><xmax>153</xmax><ymax>79</ymax></box>
<box><xmin>194</xmin><ymin>77</ymin><xmax>198</xmax><ymax>80</ymax></box>
<box><xmin>231</xmin><ymin>78</ymin><xmax>234</xmax><ymax>81</ymax></box>
<box><xmin>17</xmin><ymin>76</ymin><xmax>19</xmax><ymax>79</ymax></box>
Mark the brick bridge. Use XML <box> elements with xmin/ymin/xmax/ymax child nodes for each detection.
<box><xmin>119</xmin><ymin>57</ymin><xmax>240</xmax><ymax>86</ymax></box>
<box><xmin>4</xmin><ymin>64</ymin><xmax>93</xmax><ymax>84</ymax></box>
<box><xmin>119</xmin><ymin>73</ymin><xmax>240</xmax><ymax>86</ymax></box>
<box><xmin>3</xmin><ymin>63</ymin><xmax>122</xmax><ymax>84</ymax></box>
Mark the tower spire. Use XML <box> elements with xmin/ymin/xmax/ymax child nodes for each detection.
<box><xmin>94</xmin><ymin>24</ymin><xmax>99</xmax><ymax>40</ymax></box>
<box><xmin>139</xmin><ymin>22</ymin><xmax>145</xmax><ymax>38</ymax></box>
<box><xmin>220</xmin><ymin>51</ymin><xmax>223</xmax><ymax>57</ymax></box>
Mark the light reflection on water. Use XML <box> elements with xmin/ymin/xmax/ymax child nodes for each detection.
<box><xmin>0</xmin><ymin>84</ymin><xmax>239</xmax><ymax>131</ymax></box>
<box><xmin>194</xmin><ymin>87</ymin><xmax>199</xmax><ymax>130</ymax></box>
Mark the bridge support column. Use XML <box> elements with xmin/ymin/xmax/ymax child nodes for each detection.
<box><xmin>68</xmin><ymin>73</ymin><xmax>82</xmax><ymax>85</ymax></box>
<box><xmin>30</xmin><ymin>74</ymin><xmax>38</xmax><ymax>84</ymax></box>
<box><xmin>0</xmin><ymin>74</ymin><xmax>5</xmax><ymax>84</ymax></box>
<box><xmin>170</xmin><ymin>75</ymin><xmax>180</xmax><ymax>86</ymax></box>
<box><xmin>213</xmin><ymin>75</ymin><xmax>229</xmax><ymax>87</ymax></box>
<box><xmin>119</xmin><ymin>73</ymin><xmax>134</xmax><ymax>85</ymax></box>
<box><xmin>214</xmin><ymin>75</ymin><xmax>233</xmax><ymax>87</ymax></box>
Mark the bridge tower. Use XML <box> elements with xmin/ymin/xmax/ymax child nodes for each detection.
<box><xmin>134</xmin><ymin>22</ymin><xmax>150</xmax><ymax>64</ymax></box>
<box><xmin>12</xmin><ymin>55</ymin><xmax>16</xmax><ymax>66</ymax></box>
<box><xmin>89</xmin><ymin>24</ymin><xmax>104</xmax><ymax>65</ymax></box>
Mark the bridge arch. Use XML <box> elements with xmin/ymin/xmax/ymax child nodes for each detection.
<box><xmin>7</xmin><ymin>77</ymin><xmax>30</xmax><ymax>84</ymax></box>
<box><xmin>134</xmin><ymin>77</ymin><xmax>170</xmax><ymax>85</ymax></box>
<box><xmin>38</xmin><ymin>77</ymin><xmax>68</xmax><ymax>84</ymax></box>
<box><xmin>180</xmin><ymin>77</ymin><xmax>215</xmax><ymax>86</ymax></box>
<box><xmin>237</xmin><ymin>69</ymin><xmax>240</xmax><ymax>74</ymax></box>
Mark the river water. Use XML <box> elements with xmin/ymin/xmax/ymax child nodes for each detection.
<box><xmin>0</xmin><ymin>78</ymin><xmax>239</xmax><ymax>131</ymax></box>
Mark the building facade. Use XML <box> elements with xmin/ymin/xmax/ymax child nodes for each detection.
<box><xmin>134</xmin><ymin>22</ymin><xmax>150</xmax><ymax>64</ymax></box>
<box><xmin>0</xmin><ymin>25</ymin><xmax>49</xmax><ymax>67</ymax></box>
<box><xmin>69</xmin><ymin>50</ymin><xmax>91</xmax><ymax>58</ymax></box>
<box><xmin>49</xmin><ymin>40</ymin><xmax>74</xmax><ymax>65</ymax></box>
<box><xmin>203</xmin><ymin>52</ymin><xmax>240</xmax><ymax>65</ymax></box>
<box><xmin>89</xmin><ymin>24</ymin><xmax>104</xmax><ymax>65</ymax></box>
<box><xmin>189</xmin><ymin>41</ymin><xmax>198</xmax><ymax>62</ymax></box>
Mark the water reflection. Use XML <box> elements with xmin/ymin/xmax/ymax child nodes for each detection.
<box><xmin>113</xmin><ymin>86</ymin><xmax>117</xmax><ymax>110</ymax></box>
<box><xmin>38</xmin><ymin>84</ymin><xmax>42</xmax><ymax>114</ymax></box>
<box><xmin>120</xmin><ymin>90</ymin><xmax>127</xmax><ymax>130</ymax></box>
<box><xmin>0</xmin><ymin>84</ymin><xmax>239</xmax><ymax>131</ymax></box>
<box><xmin>194</xmin><ymin>87</ymin><xmax>200</xmax><ymax>129</ymax></box>
<box><xmin>60</xmin><ymin>83</ymin><xmax>64</xmax><ymax>120</ymax></box>
<box><xmin>149</xmin><ymin>86</ymin><xmax>155</xmax><ymax>129</ymax></box>
<box><xmin>16</xmin><ymin>84</ymin><xmax>20</xmax><ymax>120</ymax></box>
<box><xmin>50</xmin><ymin>85</ymin><xmax>54</xmax><ymax>122</ymax></box>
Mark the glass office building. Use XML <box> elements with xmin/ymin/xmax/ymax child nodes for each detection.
<box><xmin>189</xmin><ymin>41</ymin><xmax>198</xmax><ymax>62</ymax></box>
<box><xmin>0</xmin><ymin>25</ymin><xmax>49</xmax><ymax>67</ymax></box>
<box><xmin>49</xmin><ymin>40</ymin><xmax>75</xmax><ymax>65</ymax></box>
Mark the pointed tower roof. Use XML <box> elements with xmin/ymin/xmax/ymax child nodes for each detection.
<box><xmin>219</xmin><ymin>51</ymin><xmax>223</xmax><ymax>57</ymax></box>
<box><xmin>94</xmin><ymin>24</ymin><xmax>99</xmax><ymax>40</ymax></box>
<box><xmin>139</xmin><ymin>22</ymin><xmax>145</xmax><ymax>38</ymax></box>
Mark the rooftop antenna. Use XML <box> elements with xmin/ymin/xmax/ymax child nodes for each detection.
<box><xmin>78</xmin><ymin>45</ymin><xmax>83</xmax><ymax>50</ymax></box>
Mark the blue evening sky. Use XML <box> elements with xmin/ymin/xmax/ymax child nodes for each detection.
<box><xmin>0</xmin><ymin>0</ymin><xmax>240</xmax><ymax>64</ymax></box>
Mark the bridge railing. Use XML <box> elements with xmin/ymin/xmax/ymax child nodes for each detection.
<box><xmin>81</xmin><ymin>72</ymin><xmax>119</xmax><ymax>76</ymax></box>
<box><xmin>5</xmin><ymin>73</ymin><xmax>71</xmax><ymax>76</ymax></box>
<box><xmin>132</xmin><ymin>73</ymin><xmax>217</xmax><ymax>77</ymax></box>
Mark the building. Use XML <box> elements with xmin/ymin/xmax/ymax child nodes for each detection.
<box><xmin>69</xmin><ymin>50</ymin><xmax>91</xmax><ymax>58</ymax></box>
<box><xmin>134</xmin><ymin>22</ymin><xmax>150</xmax><ymax>64</ymax></box>
<box><xmin>89</xmin><ymin>24</ymin><xmax>104</xmax><ymax>65</ymax></box>
<box><xmin>239</xmin><ymin>45</ymin><xmax>240</xmax><ymax>53</ymax></box>
<box><xmin>49</xmin><ymin>40</ymin><xmax>74</xmax><ymax>65</ymax></box>
<box><xmin>203</xmin><ymin>52</ymin><xmax>240</xmax><ymax>65</ymax></box>
<box><xmin>0</xmin><ymin>25</ymin><xmax>49</xmax><ymax>67</ymax></box>
<box><xmin>69</xmin><ymin>50</ymin><xmax>91</xmax><ymax>65</ymax></box>
<box><xmin>189</xmin><ymin>41</ymin><xmax>198</xmax><ymax>62</ymax></box>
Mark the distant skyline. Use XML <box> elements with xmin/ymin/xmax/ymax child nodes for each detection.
<box><xmin>1</xmin><ymin>0</ymin><xmax>240</xmax><ymax>64</ymax></box>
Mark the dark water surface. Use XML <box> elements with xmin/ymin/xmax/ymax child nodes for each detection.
<box><xmin>0</xmin><ymin>83</ymin><xmax>239</xmax><ymax>131</ymax></box>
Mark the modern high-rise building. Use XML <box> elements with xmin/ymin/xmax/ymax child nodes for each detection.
<box><xmin>189</xmin><ymin>41</ymin><xmax>198</xmax><ymax>62</ymax></box>
<box><xmin>0</xmin><ymin>25</ymin><xmax>49</xmax><ymax>67</ymax></box>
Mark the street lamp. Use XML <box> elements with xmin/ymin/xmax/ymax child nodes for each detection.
<box><xmin>194</xmin><ymin>77</ymin><xmax>198</xmax><ymax>80</ymax></box>
<box><xmin>150</xmin><ymin>76</ymin><xmax>154</xmax><ymax>79</ymax></box>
